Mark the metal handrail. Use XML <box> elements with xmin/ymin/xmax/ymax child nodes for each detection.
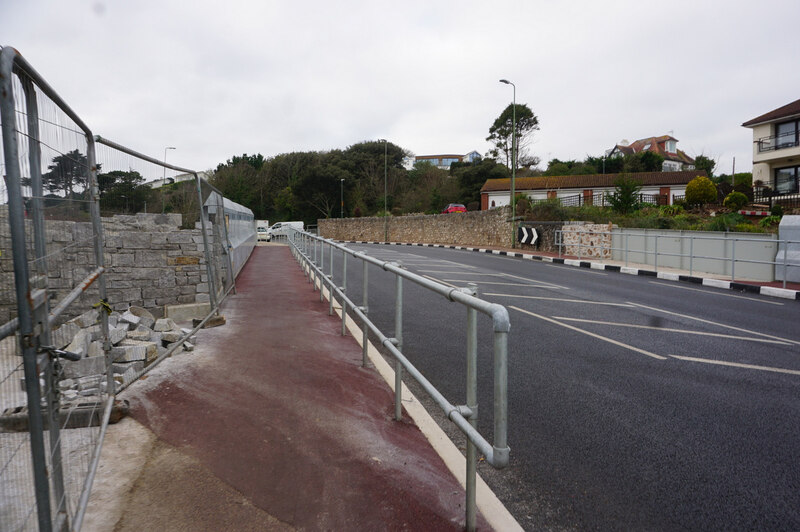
<box><xmin>286</xmin><ymin>229</ymin><xmax>510</xmax><ymax>531</ymax></box>
<box><xmin>556</xmin><ymin>228</ymin><xmax>798</xmax><ymax>289</ymax></box>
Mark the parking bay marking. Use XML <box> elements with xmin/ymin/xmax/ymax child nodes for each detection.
<box><xmin>552</xmin><ymin>317</ymin><xmax>791</xmax><ymax>346</ymax></box>
<box><xmin>488</xmin><ymin>294</ymin><xmax>632</xmax><ymax>307</ymax></box>
<box><xmin>669</xmin><ymin>355</ymin><xmax>800</xmax><ymax>376</ymax></box>
<box><xmin>647</xmin><ymin>281</ymin><xmax>783</xmax><ymax>305</ymax></box>
<box><xmin>628</xmin><ymin>302</ymin><xmax>800</xmax><ymax>347</ymax></box>
<box><xmin>509</xmin><ymin>306</ymin><xmax>667</xmax><ymax>360</ymax></box>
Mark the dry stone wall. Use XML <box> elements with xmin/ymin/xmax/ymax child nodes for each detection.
<box><xmin>319</xmin><ymin>208</ymin><xmax>513</xmax><ymax>247</ymax></box>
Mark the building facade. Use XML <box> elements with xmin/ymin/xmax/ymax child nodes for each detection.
<box><xmin>414</xmin><ymin>150</ymin><xmax>481</xmax><ymax>170</ymax></box>
<box><xmin>607</xmin><ymin>135</ymin><xmax>695</xmax><ymax>172</ymax></box>
<box><xmin>742</xmin><ymin>98</ymin><xmax>800</xmax><ymax>196</ymax></box>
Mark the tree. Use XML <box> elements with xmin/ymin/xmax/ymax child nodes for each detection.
<box><xmin>694</xmin><ymin>155</ymin><xmax>716</xmax><ymax>179</ymax></box>
<box><xmin>685</xmin><ymin>175</ymin><xmax>717</xmax><ymax>206</ymax></box>
<box><xmin>450</xmin><ymin>158</ymin><xmax>508</xmax><ymax>205</ymax></box>
<box><xmin>97</xmin><ymin>170</ymin><xmax>151</xmax><ymax>213</ymax></box>
<box><xmin>42</xmin><ymin>149</ymin><xmax>91</xmax><ymax>199</ymax></box>
<box><xmin>605</xmin><ymin>175</ymin><xmax>643</xmax><ymax>214</ymax></box>
<box><xmin>486</xmin><ymin>103</ymin><xmax>540</xmax><ymax>171</ymax></box>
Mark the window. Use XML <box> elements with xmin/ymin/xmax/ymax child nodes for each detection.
<box><xmin>776</xmin><ymin>120</ymin><xmax>799</xmax><ymax>149</ymax></box>
<box><xmin>775</xmin><ymin>166</ymin><xmax>799</xmax><ymax>194</ymax></box>
<box><xmin>665</xmin><ymin>140</ymin><xmax>676</xmax><ymax>153</ymax></box>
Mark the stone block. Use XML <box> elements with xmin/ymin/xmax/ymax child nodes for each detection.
<box><xmin>70</xmin><ymin>308</ymin><xmax>99</xmax><ymax>328</ymax></box>
<box><xmin>126</xmin><ymin>326</ymin><xmax>152</xmax><ymax>341</ymax></box>
<box><xmin>112</xmin><ymin>253</ymin><xmax>135</xmax><ymax>267</ymax></box>
<box><xmin>122</xmin><ymin>232</ymin><xmax>152</xmax><ymax>249</ymax></box>
<box><xmin>112</xmin><ymin>361</ymin><xmax>144</xmax><ymax>374</ymax></box>
<box><xmin>111</xmin><ymin>344</ymin><xmax>147</xmax><ymax>362</ymax></box>
<box><xmin>183</xmin><ymin>341</ymin><xmax>194</xmax><ymax>352</ymax></box>
<box><xmin>118</xmin><ymin>339</ymin><xmax>158</xmax><ymax>362</ymax></box>
<box><xmin>62</xmin><ymin>356</ymin><xmax>106</xmax><ymax>380</ymax></box>
<box><xmin>76</xmin><ymin>374</ymin><xmax>104</xmax><ymax>390</ymax></box>
<box><xmin>194</xmin><ymin>315</ymin><xmax>225</xmax><ymax>329</ymax></box>
<box><xmin>66</xmin><ymin>330</ymin><xmax>91</xmax><ymax>358</ymax></box>
<box><xmin>110</xmin><ymin>325</ymin><xmax>127</xmax><ymax>345</ymax></box>
<box><xmin>51</xmin><ymin>322</ymin><xmax>80</xmax><ymax>350</ymax></box>
<box><xmin>164</xmin><ymin>302</ymin><xmax>211</xmax><ymax>321</ymax></box>
<box><xmin>128</xmin><ymin>306</ymin><xmax>156</xmax><ymax>329</ymax></box>
<box><xmin>120</xmin><ymin>310</ymin><xmax>141</xmax><ymax>329</ymax></box>
<box><xmin>154</xmin><ymin>318</ymin><xmax>178</xmax><ymax>332</ymax></box>
<box><xmin>161</xmin><ymin>330</ymin><xmax>183</xmax><ymax>343</ymax></box>
<box><xmin>88</xmin><ymin>340</ymin><xmax>105</xmax><ymax>358</ymax></box>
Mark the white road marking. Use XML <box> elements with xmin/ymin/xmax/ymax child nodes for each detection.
<box><xmin>628</xmin><ymin>302</ymin><xmax>800</xmax><ymax>346</ymax></box>
<box><xmin>488</xmin><ymin>294</ymin><xmax>633</xmax><ymax>306</ymax></box>
<box><xmin>496</xmin><ymin>272</ymin><xmax>570</xmax><ymax>290</ymax></box>
<box><xmin>509</xmin><ymin>306</ymin><xmax>667</xmax><ymax>360</ymax></box>
<box><xmin>552</xmin><ymin>317</ymin><xmax>791</xmax><ymax>346</ymax></box>
<box><xmin>647</xmin><ymin>281</ymin><xmax>783</xmax><ymax>305</ymax></box>
<box><xmin>445</xmin><ymin>280</ymin><xmax>566</xmax><ymax>289</ymax></box>
<box><xmin>544</xmin><ymin>263</ymin><xmax>608</xmax><ymax>276</ymax></box>
<box><xmin>418</xmin><ymin>270</ymin><xmax>505</xmax><ymax>275</ymax></box>
<box><xmin>670</xmin><ymin>355</ymin><xmax>800</xmax><ymax>376</ymax></box>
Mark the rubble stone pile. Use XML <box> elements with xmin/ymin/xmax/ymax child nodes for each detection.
<box><xmin>54</xmin><ymin>306</ymin><xmax>197</xmax><ymax>402</ymax></box>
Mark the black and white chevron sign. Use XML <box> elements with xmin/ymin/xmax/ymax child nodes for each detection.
<box><xmin>517</xmin><ymin>226</ymin><xmax>538</xmax><ymax>245</ymax></box>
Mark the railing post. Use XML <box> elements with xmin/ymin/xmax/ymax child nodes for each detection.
<box><xmin>731</xmin><ymin>237</ymin><xmax>736</xmax><ymax>281</ymax></box>
<box><xmin>654</xmin><ymin>233</ymin><xmax>659</xmax><ymax>272</ymax></box>
<box><xmin>783</xmin><ymin>239</ymin><xmax>789</xmax><ymax>289</ymax></box>
<box><xmin>578</xmin><ymin>230</ymin><xmax>583</xmax><ymax>261</ymax></box>
<box><xmin>394</xmin><ymin>262</ymin><xmax>404</xmax><ymax>421</ymax></box>
<box><xmin>625</xmin><ymin>231</ymin><xmax>629</xmax><ymax>267</ymax></box>
<box><xmin>690</xmin><ymin>235</ymin><xmax>694</xmax><ymax>276</ymax></box>
<box><xmin>342</xmin><ymin>251</ymin><xmax>348</xmax><ymax>336</ymax></box>
<box><xmin>319</xmin><ymin>239</ymin><xmax>325</xmax><ymax>302</ymax></box>
<box><xmin>328</xmin><ymin>241</ymin><xmax>335</xmax><ymax>315</ymax></box>
<box><xmin>465</xmin><ymin>282</ymin><xmax>479</xmax><ymax>532</ymax></box>
<box><xmin>362</xmin><ymin>254</ymin><xmax>369</xmax><ymax>367</ymax></box>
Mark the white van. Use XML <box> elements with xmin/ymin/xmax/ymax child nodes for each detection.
<box><xmin>265</xmin><ymin>221</ymin><xmax>304</xmax><ymax>241</ymax></box>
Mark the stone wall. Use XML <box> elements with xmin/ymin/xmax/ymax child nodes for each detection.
<box><xmin>0</xmin><ymin>213</ymin><xmax>214</xmax><ymax>323</ymax></box>
<box><xmin>560</xmin><ymin>223</ymin><xmax>614</xmax><ymax>258</ymax></box>
<box><xmin>319</xmin><ymin>207</ymin><xmax>513</xmax><ymax>247</ymax></box>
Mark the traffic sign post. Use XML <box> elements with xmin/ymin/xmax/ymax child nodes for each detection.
<box><xmin>517</xmin><ymin>226</ymin><xmax>538</xmax><ymax>245</ymax></box>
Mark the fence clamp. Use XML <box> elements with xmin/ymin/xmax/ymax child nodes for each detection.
<box><xmin>38</xmin><ymin>345</ymin><xmax>82</xmax><ymax>362</ymax></box>
<box><xmin>93</xmin><ymin>299</ymin><xmax>112</xmax><ymax>314</ymax></box>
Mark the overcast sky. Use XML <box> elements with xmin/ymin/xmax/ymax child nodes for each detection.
<box><xmin>4</xmin><ymin>0</ymin><xmax>799</xmax><ymax>176</ymax></box>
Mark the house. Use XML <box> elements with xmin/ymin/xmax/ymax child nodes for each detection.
<box><xmin>607</xmin><ymin>135</ymin><xmax>696</xmax><ymax>172</ymax></box>
<box><xmin>479</xmin><ymin>170</ymin><xmax>705</xmax><ymax>209</ymax></box>
<box><xmin>414</xmin><ymin>150</ymin><xmax>481</xmax><ymax>170</ymax></box>
<box><xmin>742</xmin><ymin>98</ymin><xmax>800</xmax><ymax>198</ymax></box>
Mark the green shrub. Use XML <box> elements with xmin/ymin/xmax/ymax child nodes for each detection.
<box><xmin>771</xmin><ymin>204</ymin><xmax>784</xmax><ymax>217</ymax></box>
<box><xmin>705</xmin><ymin>213</ymin><xmax>744</xmax><ymax>232</ymax></box>
<box><xmin>606</xmin><ymin>174</ymin><xmax>643</xmax><ymax>214</ymax></box>
<box><xmin>686</xmin><ymin>175</ymin><xmax>717</xmax><ymax>206</ymax></box>
<box><xmin>759</xmin><ymin>215</ymin><xmax>782</xmax><ymax>228</ymax></box>
<box><xmin>659</xmin><ymin>204</ymin><xmax>684</xmax><ymax>216</ymax></box>
<box><xmin>527</xmin><ymin>199</ymin><xmax>567</xmax><ymax>221</ymax></box>
<box><xmin>733</xmin><ymin>223</ymin><xmax>765</xmax><ymax>233</ymax></box>
<box><xmin>723</xmin><ymin>191</ymin><xmax>749</xmax><ymax>211</ymax></box>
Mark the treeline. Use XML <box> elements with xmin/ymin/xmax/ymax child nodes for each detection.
<box><xmin>210</xmin><ymin>141</ymin><xmax>511</xmax><ymax>224</ymax></box>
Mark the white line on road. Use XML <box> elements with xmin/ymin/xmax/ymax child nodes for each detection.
<box><xmin>647</xmin><ymin>281</ymin><xmax>783</xmax><ymax>305</ymax></box>
<box><xmin>509</xmin><ymin>306</ymin><xmax>667</xmax><ymax>360</ymax></box>
<box><xmin>422</xmin><ymin>274</ymin><xmax>458</xmax><ymax>288</ymax></box>
<box><xmin>445</xmin><ymin>280</ymin><xmax>566</xmax><ymax>289</ymax></box>
<box><xmin>627</xmin><ymin>302</ymin><xmax>800</xmax><ymax>346</ymax></box>
<box><xmin>418</xmin><ymin>270</ymin><xmax>505</xmax><ymax>275</ymax></box>
<box><xmin>552</xmin><ymin>317</ymin><xmax>791</xmax><ymax>345</ymax></box>
<box><xmin>488</xmin><ymin>294</ymin><xmax>633</xmax><ymax>306</ymax></box>
<box><xmin>497</xmin><ymin>272</ymin><xmax>570</xmax><ymax>290</ymax></box>
<box><xmin>544</xmin><ymin>263</ymin><xmax>608</xmax><ymax>275</ymax></box>
<box><xmin>669</xmin><ymin>355</ymin><xmax>800</xmax><ymax>376</ymax></box>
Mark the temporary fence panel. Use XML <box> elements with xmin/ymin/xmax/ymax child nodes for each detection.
<box><xmin>1</xmin><ymin>47</ymin><xmax>112</xmax><ymax>532</ymax></box>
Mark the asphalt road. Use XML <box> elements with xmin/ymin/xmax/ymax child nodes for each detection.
<box><xmin>328</xmin><ymin>243</ymin><xmax>800</xmax><ymax>531</ymax></box>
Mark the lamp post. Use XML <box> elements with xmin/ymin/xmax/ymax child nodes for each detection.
<box><xmin>162</xmin><ymin>146</ymin><xmax>175</xmax><ymax>213</ymax></box>
<box><xmin>340</xmin><ymin>178</ymin><xmax>345</xmax><ymax>218</ymax></box>
<box><xmin>499</xmin><ymin>79</ymin><xmax>516</xmax><ymax>248</ymax></box>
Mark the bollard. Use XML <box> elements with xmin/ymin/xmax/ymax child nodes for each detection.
<box><xmin>342</xmin><ymin>252</ymin><xmax>348</xmax><ymax>336</ymax></box>
<box><xmin>394</xmin><ymin>262</ymin><xmax>404</xmax><ymax>421</ymax></box>
<box><xmin>362</xmin><ymin>255</ymin><xmax>369</xmax><ymax>367</ymax></box>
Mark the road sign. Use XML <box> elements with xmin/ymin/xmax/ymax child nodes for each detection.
<box><xmin>517</xmin><ymin>226</ymin><xmax>538</xmax><ymax>245</ymax></box>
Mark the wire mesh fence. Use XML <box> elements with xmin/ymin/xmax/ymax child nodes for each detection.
<box><xmin>1</xmin><ymin>45</ymin><xmax>255</xmax><ymax>532</ymax></box>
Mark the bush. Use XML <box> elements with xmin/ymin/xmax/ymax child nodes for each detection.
<box><xmin>723</xmin><ymin>191</ymin><xmax>749</xmax><ymax>212</ymax></box>
<box><xmin>733</xmin><ymin>223</ymin><xmax>765</xmax><ymax>233</ymax></box>
<box><xmin>771</xmin><ymin>204</ymin><xmax>784</xmax><ymax>217</ymax></box>
<box><xmin>659</xmin><ymin>204</ymin><xmax>684</xmax><ymax>216</ymax></box>
<box><xmin>686</xmin><ymin>175</ymin><xmax>717</xmax><ymax>206</ymax></box>
<box><xmin>705</xmin><ymin>213</ymin><xmax>744</xmax><ymax>232</ymax></box>
<box><xmin>606</xmin><ymin>174</ymin><xmax>643</xmax><ymax>214</ymax></box>
<box><xmin>760</xmin><ymin>215</ymin><xmax>782</xmax><ymax>228</ymax></box>
<box><xmin>527</xmin><ymin>199</ymin><xmax>567</xmax><ymax>221</ymax></box>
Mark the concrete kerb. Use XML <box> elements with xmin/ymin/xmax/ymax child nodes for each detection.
<box><xmin>302</xmin><ymin>261</ymin><xmax>524</xmax><ymax>532</ymax></box>
<box><xmin>339</xmin><ymin>240</ymin><xmax>800</xmax><ymax>301</ymax></box>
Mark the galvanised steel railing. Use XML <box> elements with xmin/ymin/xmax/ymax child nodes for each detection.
<box><xmin>286</xmin><ymin>229</ymin><xmax>510</xmax><ymax>532</ymax></box>
<box><xmin>557</xmin><ymin>228</ymin><xmax>799</xmax><ymax>289</ymax></box>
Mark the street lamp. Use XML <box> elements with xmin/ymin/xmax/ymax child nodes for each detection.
<box><xmin>340</xmin><ymin>178</ymin><xmax>345</xmax><ymax>218</ymax></box>
<box><xmin>162</xmin><ymin>146</ymin><xmax>175</xmax><ymax>213</ymax></box>
<box><xmin>499</xmin><ymin>79</ymin><xmax>516</xmax><ymax>248</ymax></box>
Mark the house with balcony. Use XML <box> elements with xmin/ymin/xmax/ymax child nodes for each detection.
<box><xmin>606</xmin><ymin>135</ymin><xmax>696</xmax><ymax>172</ymax></box>
<box><xmin>742</xmin><ymin>98</ymin><xmax>800</xmax><ymax>206</ymax></box>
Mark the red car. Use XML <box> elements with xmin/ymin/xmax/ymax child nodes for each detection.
<box><xmin>442</xmin><ymin>203</ymin><xmax>467</xmax><ymax>213</ymax></box>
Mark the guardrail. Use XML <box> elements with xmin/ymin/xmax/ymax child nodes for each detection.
<box><xmin>286</xmin><ymin>229</ymin><xmax>510</xmax><ymax>531</ymax></box>
<box><xmin>556</xmin><ymin>228</ymin><xmax>798</xmax><ymax>288</ymax></box>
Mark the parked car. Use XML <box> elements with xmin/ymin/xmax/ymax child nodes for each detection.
<box><xmin>265</xmin><ymin>221</ymin><xmax>304</xmax><ymax>241</ymax></box>
<box><xmin>257</xmin><ymin>226</ymin><xmax>269</xmax><ymax>241</ymax></box>
<box><xmin>442</xmin><ymin>203</ymin><xmax>467</xmax><ymax>213</ymax></box>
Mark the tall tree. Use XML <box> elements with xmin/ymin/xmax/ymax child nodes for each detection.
<box><xmin>42</xmin><ymin>149</ymin><xmax>90</xmax><ymax>199</ymax></box>
<box><xmin>486</xmin><ymin>103</ymin><xmax>540</xmax><ymax>171</ymax></box>
<box><xmin>694</xmin><ymin>154</ymin><xmax>716</xmax><ymax>179</ymax></box>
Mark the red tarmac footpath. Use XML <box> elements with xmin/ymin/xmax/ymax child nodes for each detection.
<box><xmin>119</xmin><ymin>245</ymin><xmax>489</xmax><ymax>530</ymax></box>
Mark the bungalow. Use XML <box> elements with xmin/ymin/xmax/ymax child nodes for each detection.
<box><xmin>480</xmin><ymin>170</ymin><xmax>706</xmax><ymax>209</ymax></box>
